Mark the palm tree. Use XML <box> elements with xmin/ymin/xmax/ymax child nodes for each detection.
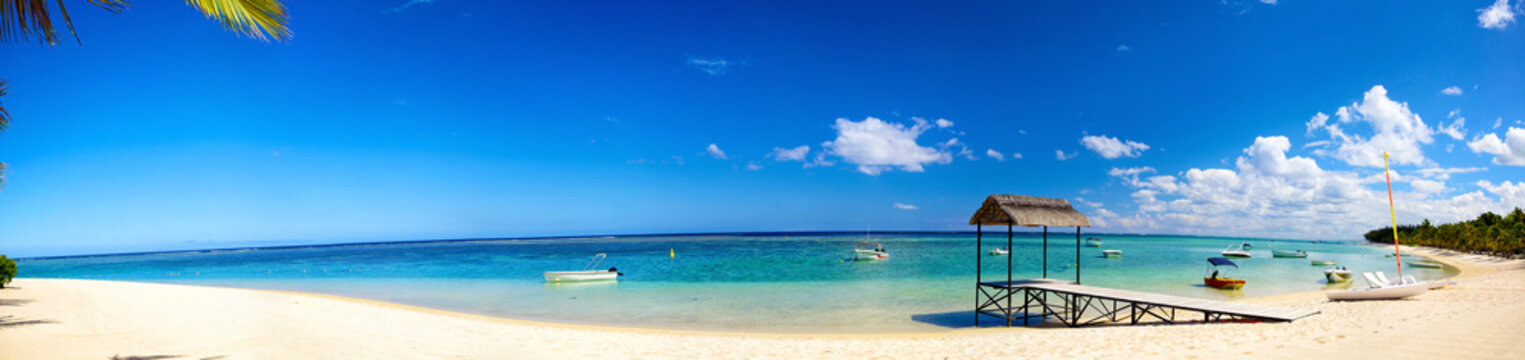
<box><xmin>1</xmin><ymin>1</ymin><xmax>291</xmax><ymax>191</ymax></box>
<box><xmin>1</xmin><ymin>0</ymin><xmax>291</xmax><ymax>45</ymax></box>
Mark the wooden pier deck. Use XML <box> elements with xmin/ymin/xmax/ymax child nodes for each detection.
<box><xmin>976</xmin><ymin>278</ymin><xmax>1320</xmax><ymax>327</ymax></box>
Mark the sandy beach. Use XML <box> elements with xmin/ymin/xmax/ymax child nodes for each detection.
<box><xmin>2</xmin><ymin>246</ymin><xmax>1522</xmax><ymax>360</ymax></box>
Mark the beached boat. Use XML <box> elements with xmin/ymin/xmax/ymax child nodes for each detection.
<box><xmin>1324</xmin><ymin>267</ymin><xmax>1352</xmax><ymax>283</ymax></box>
<box><xmin>1407</xmin><ymin>260</ymin><xmax>1444</xmax><ymax>269</ymax></box>
<box><xmin>853</xmin><ymin>242</ymin><xmax>889</xmax><ymax>261</ymax></box>
<box><xmin>1203</xmin><ymin>257</ymin><xmax>1245</xmax><ymax>290</ymax></box>
<box><xmin>1102</xmin><ymin>249</ymin><xmax>1122</xmax><ymax>258</ymax></box>
<box><xmin>1084</xmin><ymin>237</ymin><xmax>1103</xmax><ymax>247</ymax></box>
<box><xmin>1326</xmin><ymin>272</ymin><xmax>1429</xmax><ymax>301</ymax></box>
<box><xmin>543</xmin><ymin>253</ymin><xmax>622</xmax><ymax>283</ymax></box>
<box><xmin>1221</xmin><ymin>243</ymin><xmax>1252</xmax><ymax>258</ymax></box>
<box><xmin>1310</xmin><ymin>260</ymin><xmax>1338</xmax><ymax>266</ymax></box>
<box><xmin>1272</xmin><ymin>249</ymin><xmax>1308</xmax><ymax>258</ymax></box>
<box><xmin>989</xmin><ymin>247</ymin><xmax>1009</xmax><ymax>256</ymax></box>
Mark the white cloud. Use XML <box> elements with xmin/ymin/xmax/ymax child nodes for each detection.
<box><xmin>1055</xmin><ymin>150</ymin><xmax>1077</xmax><ymax>160</ymax></box>
<box><xmin>1478</xmin><ymin>180</ymin><xmax>1525</xmax><ymax>206</ymax></box>
<box><xmin>1442</xmin><ymin>86</ymin><xmax>1464</xmax><ymax>95</ymax></box>
<box><xmin>1105</xmin><ymin>135</ymin><xmax>1517</xmax><ymax>239</ymax></box>
<box><xmin>1478</xmin><ymin>0</ymin><xmax>1518</xmax><ymax>29</ymax></box>
<box><xmin>986</xmin><ymin>149</ymin><xmax>1006</xmax><ymax>161</ymax></box>
<box><xmin>1080</xmin><ymin>134</ymin><xmax>1151</xmax><ymax>159</ymax></box>
<box><xmin>1260</xmin><ymin>0</ymin><xmax>1277</xmax><ymax>4</ymax></box>
<box><xmin>935</xmin><ymin>118</ymin><xmax>954</xmax><ymax>128</ymax></box>
<box><xmin>1304</xmin><ymin>112</ymin><xmax>1331</xmax><ymax>137</ymax></box>
<box><xmin>1467</xmin><ymin>127</ymin><xmax>1525</xmax><ymax>166</ymax></box>
<box><xmin>1439</xmin><ymin>116</ymin><xmax>1467</xmax><ymax>140</ymax></box>
<box><xmin>1495</xmin><ymin>117</ymin><xmax>1504</xmax><ymax>129</ymax></box>
<box><xmin>1012</xmin><ymin>152</ymin><xmax>1023</xmax><ymax>159</ymax></box>
<box><xmin>1410</xmin><ymin>178</ymin><xmax>1447</xmax><ymax>196</ymax></box>
<box><xmin>822</xmin><ymin>117</ymin><xmax>953</xmax><ymax>175</ymax></box>
<box><xmin>385</xmin><ymin>0</ymin><xmax>434</xmax><ymax>13</ymax></box>
<box><xmin>1415</xmin><ymin>167</ymin><xmax>1486</xmax><ymax>180</ymax></box>
<box><xmin>769</xmin><ymin>145</ymin><xmax>810</xmax><ymax>162</ymax></box>
<box><xmin>893</xmin><ymin>202</ymin><xmax>919</xmax><ymax>210</ymax></box>
<box><xmin>706</xmin><ymin>143</ymin><xmax>728</xmax><ymax>160</ymax></box>
<box><xmin>687</xmin><ymin>56</ymin><xmax>736</xmax><ymax>76</ymax></box>
<box><xmin>1305</xmin><ymin>85</ymin><xmax>1434</xmax><ymax>167</ymax></box>
<box><xmin>1116</xmin><ymin>44</ymin><xmax>1131</xmax><ymax>52</ymax></box>
<box><xmin>745</xmin><ymin>162</ymin><xmax>762</xmax><ymax>171</ymax></box>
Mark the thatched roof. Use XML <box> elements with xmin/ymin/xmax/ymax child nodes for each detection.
<box><xmin>968</xmin><ymin>194</ymin><xmax>1091</xmax><ymax>227</ymax></box>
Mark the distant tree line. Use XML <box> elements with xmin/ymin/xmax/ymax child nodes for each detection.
<box><xmin>1365</xmin><ymin>208</ymin><xmax>1525</xmax><ymax>257</ymax></box>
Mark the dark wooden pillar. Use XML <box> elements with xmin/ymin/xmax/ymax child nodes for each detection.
<box><xmin>1075</xmin><ymin>226</ymin><xmax>1081</xmax><ymax>284</ymax></box>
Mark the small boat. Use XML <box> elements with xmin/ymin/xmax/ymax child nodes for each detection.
<box><xmin>1203</xmin><ymin>257</ymin><xmax>1246</xmax><ymax>290</ymax></box>
<box><xmin>543</xmin><ymin>253</ymin><xmax>623</xmax><ymax>283</ymax></box>
<box><xmin>1102</xmin><ymin>249</ymin><xmax>1122</xmax><ymax>258</ymax></box>
<box><xmin>1324</xmin><ymin>267</ymin><xmax>1353</xmax><ymax>283</ymax></box>
<box><xmin>1272</xmin><ymin>249</ymin><xmax>1309</xmax><ymax>258</ymax></box>
<box><xmin>1221</xmin><ymin>243</ymin><xmax>1252</xmax><ymax>258</ymax></box>
<box><xmin>1241</xmin><ymin>242</ymin><xmax>1253</xmax><ymax>250</ymax></box>
<box><xmin>1407</xmin><ymin>260</ymin><xmax>1444</xmax><ymax>269</ymax></box>
<box><xmin>1326</xmin><ymin>272</ymin><xmax>1429</xmax><ymax>301</ymax></box>
<box><xmin>989</xmin><ymin>247</ymin><xmax>1009</xmax><ymax>256</ymax></box>
<box><xmin>1310</xmin><ymin>260</ymin><xmax>1338</xmax><ymax>266</ymax></box>
<box><xmin>1084</xmin><ymin>237</ymin><xmax>1103</xmax><ymax>247</ymax></box>
<box><xmin>853</xmin><ymin>242</ymin><xmax>889</xmax><ymax>261</ymax></box>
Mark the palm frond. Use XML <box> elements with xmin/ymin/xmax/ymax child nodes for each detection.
<box><xmin>0</xmin><ymin>79</ymin><xmax>10</xmax><ymax>132</ymax></box>
<box><xmin>184</xmin><ymin>0</ymin><xmax>290</xmax><ymax>42</ymax></box>
<box><xmin>0</xmin><ymin>0</ymin><xmax>126</xmax><ymax>45</ymax></box>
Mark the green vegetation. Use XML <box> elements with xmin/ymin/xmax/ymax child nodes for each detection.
<box><xmin>0</xmin><ymin>255</ymin><xmax>16</xmax><ymax>288</ymax></box>
<box><xmin>1365</xmin><ymin>208</ymin><xmax>1525</xmax><ymax>257</ymax></box>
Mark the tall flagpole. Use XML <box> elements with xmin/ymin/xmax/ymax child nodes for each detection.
<box><xmin>1383</xmin><ymin>151</ymin><xmax>1403</xmax><ymax>278</ymax></box>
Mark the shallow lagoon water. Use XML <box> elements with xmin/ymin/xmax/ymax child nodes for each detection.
<box><xmin>18</xmin><ymin>233</ymin><xmax>1455</xmax><ymax>332</ymax></box>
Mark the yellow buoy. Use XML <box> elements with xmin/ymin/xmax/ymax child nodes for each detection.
<box><xmin>670</xmin><ymin>248</ymin><xmax>675</xmax><ymax>258</ymax></box>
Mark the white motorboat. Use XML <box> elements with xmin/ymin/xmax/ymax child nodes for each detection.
<box><xmin>1085</xmin><ymin>237</ymin><xmax>1103</xmax><ymax>247</ymax></box>
<box><xmin>543</xmin><ymin>270</ymin><xmax>619</xmax><ymax>282</ymax></box>
<box><xmin>989</xmin><ymin>247</ymin><xmax>1009</xmax><ymax>256</ymax></box>
<box><xmin>853</xmin><ymin>242</ymin><xmax>889</xmax><ymax>261</ymax></box>
<box><xmin>544</xmin><ymin>253</ymin><xmax>622</xmax><ymax>283</ymax></box>
<box><xmin>1324</xmin><ymin>267</ymin><xmax>1352</xmax><ymax>283</ymax></box>
<box><xmin>1272</xmin><ymin>249</ymin><xmax>1308</xmax><ymax>258</ymax></box>
<box><xmin>1102</xmin><ymin>249</ymin><xmax>1122</xmax><ymax>258</ymax></box>
<box><xmin>1221</xmin><ymin>243</ymin><xmax>1252</xmax><ymax>258</ymax></box>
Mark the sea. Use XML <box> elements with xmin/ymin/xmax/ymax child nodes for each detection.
<box><xmin>15</xmin><ymin>233</ymin><xmax>1456</xmax><ymax>333</ymax></box>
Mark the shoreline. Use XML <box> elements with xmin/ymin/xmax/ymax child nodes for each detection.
<box><xmin>3</xmin><ymin>245</ymin><xmax>1521</xmax><ymax>359</ymax></box>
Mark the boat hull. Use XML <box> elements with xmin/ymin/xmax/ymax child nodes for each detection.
<box><xmin>1204</xmin><ymin>277</ymin><xmax>1246</xmax><ymax>290</ymax></box>
<box><xmin>543</xmin><ymin>270</ymin><xmax>618</xmax><ymax>283</ymax></box>
<box><xmin>1102</xmin><ymin>250</ymin><xmax>1122</xmax><ymax>258</ymax></box>
<box><xmin>1272</xmin><ymin>250</ymin><xmax>1308</xmax><ymax>258</ymax></box>
<box><xmin>1221</xmin><ymin>250</ymin><xmax>1251</xmax><ymax>258</ymax></box>
<box><xmin>988</xmin><ymin>249</ymin><xmax>1008</xmax><ymax>256</ymax></box>
<box><xmin>1324</xmin><ymin>269</ymin><xmax>1353</xmax><ymax>282</ymax></box>
<box><xmin>1407</xmin><ymin>261</ymin><xmax>1444</xmax><ymax>269</ymax></box>
<box><xmin>853</xmin><ymin>249</ymin><xmax>889</xmax><ymax>261</ymax></box>
<box><xmin>1310</xmin><ymin>260</ymin><xmax>1337</xmax><ymax>266</ymax></box>
<box><xmin>1326</xmin><ymin>282</ymin><xmax>1429</xmax><ymax>301</ymax></box>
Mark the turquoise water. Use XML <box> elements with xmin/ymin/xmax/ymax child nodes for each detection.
<box><xmin>16</xmin><ymin>233</ymin><xmax>1456</xmax><ymax>332</ymax></box>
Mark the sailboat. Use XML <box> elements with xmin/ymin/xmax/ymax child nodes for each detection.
<box><xmin>1327</xmin><ymin>151</ymin><xmax>1430</xmax><ymax>301</ymax></box>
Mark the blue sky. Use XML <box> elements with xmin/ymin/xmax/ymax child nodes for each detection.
<box><xmin>1</xmin><ymin>0</ymin><xmax>1523</xmax><ymax>257</ymax></box>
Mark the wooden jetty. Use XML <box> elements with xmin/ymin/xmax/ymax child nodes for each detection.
<box><xmin>979</xmin><ymin>278</ymin><xmax>1319</xmax><ymax>327</ymax></box>
<box><xmin>968</xmin><ymin>194</ymin><xmax>1319</xmax><ymax>327</ymax></box>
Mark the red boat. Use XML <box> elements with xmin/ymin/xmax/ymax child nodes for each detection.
<box><xmin>1204</xmin><ymin>257</ymin><xmax>1246</xmax><ymax>290</ymax></box>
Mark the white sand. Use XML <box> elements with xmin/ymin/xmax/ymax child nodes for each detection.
<box><xmin>2</xmin><ymin>246</ymin><xmax>1522</xmax><ymax>359</ymax></box>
